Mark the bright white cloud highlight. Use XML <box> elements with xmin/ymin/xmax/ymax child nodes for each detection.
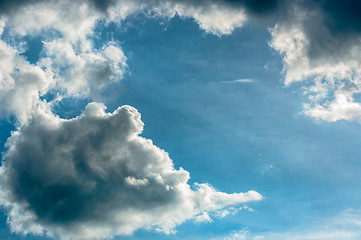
<box><xmin>0</xmin><ymin>40</ymin><xmax>53</xmax><ymax>123</ymax></box>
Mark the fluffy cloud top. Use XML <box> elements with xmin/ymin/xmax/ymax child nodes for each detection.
<box><xmin>0</xmin><ymin>103</ymin><xmax>262</xmax><ymax>239</ymax></box>
<box><xmin>0</xmin><ymin>0</ymin><xmax>250</xmax><ymax>123</ymax></box>
<box><xmin>0</xmin><ymin>40</ymin><xmax>53</xmax><ymax>123</ymax></box>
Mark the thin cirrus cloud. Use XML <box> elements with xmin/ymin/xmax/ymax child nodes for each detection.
<box><xmin>222</xmin><ymin>79</ymin><xmax>255</xmax><ymax>84</ymax></box>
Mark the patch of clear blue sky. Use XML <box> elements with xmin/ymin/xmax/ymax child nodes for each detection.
<box><xmin>1</xmin><ymin>14</ymin><xmax>361</xmax><ymax>239</ymax></box>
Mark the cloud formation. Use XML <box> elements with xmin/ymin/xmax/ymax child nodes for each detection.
<box><xmin>0</xmin><ymin>103</ymin><xmax>262</xmax><ymax>239</ymax></box>
<box><xmin>2</xmin><ymin>0</ymin><xmax>361</xmax><ymax>238</ymax></box>
<box><xmin>267</xmin><ymin>0</ymin><xmax>361</xmax><ymax>122</ymax></box>
<box><xmin>0</xmin><ymin>0</ymin><xmax>252</xmax><ymax>123</ymax></box>
<box><xmin>0</xmin><ymin>1</ymin><xmax>268</xmax><ymax>239</ymax></box>
<box><xmin>0</xmin><ymin>39</ymin><xmax>53</xmax><ymax>123</ymax></box>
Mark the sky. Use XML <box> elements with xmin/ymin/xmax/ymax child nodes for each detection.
<box><xmin>1</xmin><ymin>0</ymin><xmax>361</xmax><ymax>239</ymax></box>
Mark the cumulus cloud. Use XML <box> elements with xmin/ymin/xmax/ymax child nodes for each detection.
<box><xmin>0</xmin><ymin>39</ymin><xmax>53</xmax><ymax>123</ymax></box>
<box><xmin>103</xmin><ymin>0</ymin><xmax>361</xmax><ymax>123</ymax></box>
<box><xmin>0</xmin><ymin>103</ymin><xmax>262</xmax><ymax>239</ymax></box>
<box><xmin>2</xmin><ymin>0</ymin><xmax>249</xmax><ymax>37</ymax></box>
<box><xmin>267</xmin><ymin>0</ymin><xmax>361</xmax><ymax>122</ymax></box>
<box><xmin>156</xmin><ymin>2</ymin><xmax>246</xmax><ymax>35</ymax></box>
<box><xmin>39</xmin><ymin>40</ymin><xmax>126</xmax><ymax>97</ymax></box>
<box><xmin>0</xmin><ymin>0</ymin><xmax>249</xmax><ymax>122</ymax></box>
<box><xmin>0</xmin><ymin>1</ymin><xmax>129</xmax><ymax>124</ymax></box>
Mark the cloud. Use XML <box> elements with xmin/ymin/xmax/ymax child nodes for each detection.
<box><xmin>0</xmin><ymin>39</ymin><xmax>53</xmax><ymax>123</ymax></box>
<box><xmin>39</xmin><ymin>40</ymin><xmax>127</xmax><ymax>97</ymax></box>
<box><xmin>107</xmin><ymin>1</ymin><xmax>361</xmax><ymax>123</ymax></box>
<box><xmin>0</xmin><ymin>0</ymin><xmax>249</xmax><ymax>122</ymax></box>
<box><xmin>222</xmin><ymin>79</ymin><xmax>255</xmax><ymax>84</ymax></box>
<box><xmin>0</xmin><ymin>35</ymin><xmax>126</xmax><ymax>123</ymax></box>
<box><xmin>1</xmin><ymin>0</ymin><xmax>249</xmax><ymax>37</ymax></box>
<box><xmin>0</xmin><ymin>1</ymin><xmax>127</xmax><ymax>123</ymax></box>
<box><xmin>267</xmin><ymin>1</ymin><xmax>361</xmax><ymax>122</ymax></box>
<box><xmin>0</xmin><ymin>2</ymin><xmax>264</xmax><ymax>239</ymax></box>
<box><xmin>222</xmin><ymin>229</ymin><xmax>250</xmax><ymax>240</ymax></box>
<box><xmin>0</xmin><ymin>102</ymin><xmax>262</xmax><ymax>239</ymax></box>
<box><xmin>173</xmin><ymin>4</ymin><xmax>246</xmax><ymax>35</ymax></box>
<box><xmin>195</xmin><ymin>212</ymin><xmax>213</xmax><ymax>223</ymax></box>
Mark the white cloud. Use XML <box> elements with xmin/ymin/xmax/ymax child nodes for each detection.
<box><xmin>0</xmin><ymin>0</ymin><xmax>247</xmax><ymax>122</ymax></box>
<box><xmin>270</xmin><ymin>22</ymin><xmax>361</xmax><ymax>85</ymax></box>
<box><xmin>0</xmin><ymin>1</ymin><xmax>128</xmax><ymax>123</ymax></box>
<box><xmin>222</xmin><ymin>79</ymin><xmax>255</xmax><ymax>84</ymax></box>
<box><xmin>125</xmin><ymin>176</ymin><xmax>150</xmax><ymax>187</ymax></box>
<box><xmin>0</xmin><ymin>102</ymin><xmax>262</xmax><ymax>239</ymax></box>
<box><xmin>0</xmin><ymin>40</ymin><xmax>54</xmax><ymax>123</ymax></box>
<box><xmin>270</xmin><ymin>7</ymin><xmax>361</xmax><ymax>123</ymax></box>
<box><xmin>213</xmin><ymin>205</ymin><xmax>255</xmax><ymax>219</ymax></box>
<box><xmin>39</xmin><ymin>40</ymin><xmax>127</xmax><ymax>97</ymax></box>
<box><xmin>223</xmin><ymin>229</ymin><xmax>249</xmax><ymax>240</ymax></box>
<box><xmin>195</xmin><ymin>211</ymin><xmax>213</xmax><ymax>223</ymax></box>
<box><xmin>304</xmin><ymin>91</ymin><xmax>361</xmax><ymax>122</ymax></box>
<box><xmin>172</xmin><ymin>3</ymin><xmax>246</xmax><ymax>35</ymax></box>
<box><xmin>108</xmin><ymin>0</ymin><xmax>247</xmax><ymax>36</ymax></box>
<box><xmin>4</xmin><ymin>0</ymin><xmax>361</xmax><ymax>127</ymax></box>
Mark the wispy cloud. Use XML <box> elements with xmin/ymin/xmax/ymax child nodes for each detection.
<box><xmin>217</xmin><ymin>209</ymin><xmax>361</xmax><ymax>240</ymax></box>
<box><xmin>222</xmin><ymin>79</ymin><xmax>255</xmax><ymax>84</ymax></box>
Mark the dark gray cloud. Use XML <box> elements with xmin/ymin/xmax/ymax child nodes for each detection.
<box><xmin>294</xmin><ymin>1</ymin><xmax>361</xmax><ymax>62</ymax></box>
<box><xmin>318</xmin><ymin>0</ymin><xmax>361</xmax><ymax>34</ymax></box>
<box><xmin>1</xmin><ymin>0</ymin><xmax>361</xmax><ymax>31</ymax></box>
<box><xmin>91</xmin><ymin>0</ymin><xmax>118</xmax><ymax>12</ymax></box>
<box><xmin>0</xmin><ymin>103</ymin><xmax>261</xmax><ymax>239</ymax></box>
<box><xmin>267</xmin><ymin>0</ymin><xmax>361</xmax><ymax>122</ymax></box>
<box><xmin>0</xmin><ymin>0</ymin><xmax>42</xmax><ymax>15</ymax></box>
<box><xmin>2</xmin><ymin>0</ymin><xmax>361</xmax><ymax>40</ymax></box>
<box><xmin>0</xmin><ymin>0</ymin><xmax>116</xmax><ymax>15</ymax></box>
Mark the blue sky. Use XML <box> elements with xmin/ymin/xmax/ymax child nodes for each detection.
<box><xmin>1</xmin><ymin>1</ymin><xmax>361</xmax><ymax>240</ymax></box>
